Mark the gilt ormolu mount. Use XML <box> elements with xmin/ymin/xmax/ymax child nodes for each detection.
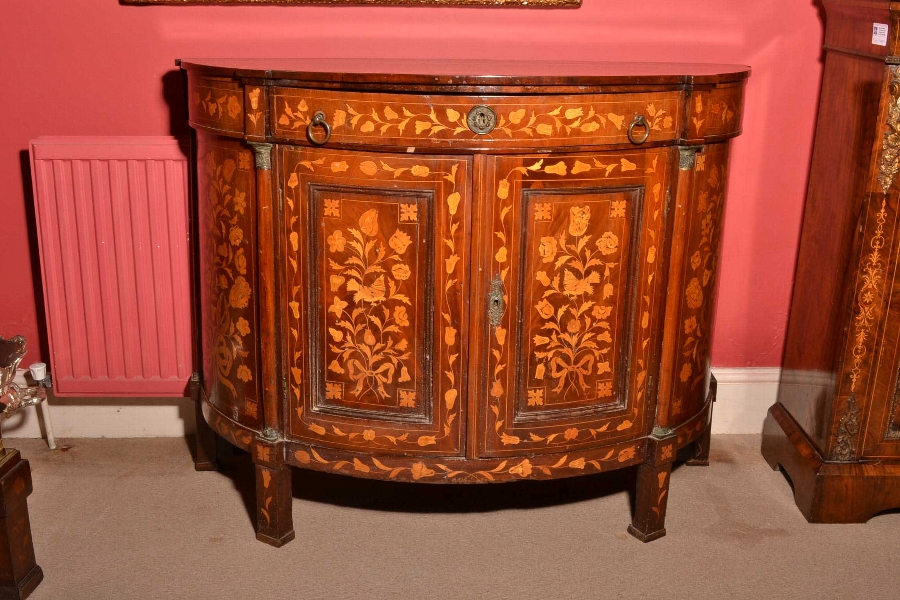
<box><xmin>181</xmin><ymin>57</ymin><xmax>748</xmax><ymax>545</ymax></box>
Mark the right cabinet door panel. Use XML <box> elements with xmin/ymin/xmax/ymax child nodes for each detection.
<box><xmin>472</xmin><ymin>151</ymin><xmax>671</xmax><ymax>457</ymax></box>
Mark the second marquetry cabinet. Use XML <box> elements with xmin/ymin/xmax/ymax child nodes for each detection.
<box><xmin>182</xmin><ymin>58</ymin><xmax>748</xmax><ymax>546</ymax></box>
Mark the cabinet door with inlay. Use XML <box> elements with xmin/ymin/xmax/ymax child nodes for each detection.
<box><xmin>472</xmin><ymin>151</ymin><xmax>671</xmax><ymax>457</ymax></box>
<box><xmin>282</xmin><ymin>147</ymin><xmax>471</xmax><ymax>456</ymax></box>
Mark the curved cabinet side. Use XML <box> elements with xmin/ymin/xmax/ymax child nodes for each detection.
<box><xmin>197</xmin><ymin>132</ymin><xmax>263</xmax><ymax>430</ymax></box>
<box><xmin>658</xmin><ymin>142</ymin><xmax>731</xmax><ymax>427</ymax></box>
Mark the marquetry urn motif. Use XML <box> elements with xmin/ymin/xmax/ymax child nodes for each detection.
<box><xmin>182</xmin><ymin>58</ymin><xmax>748</xmax><ymax>546</ymax></box>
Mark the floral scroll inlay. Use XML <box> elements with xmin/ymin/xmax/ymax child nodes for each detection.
<box><xmin>528</xmin><ymin>202</ymin><xmax>622</xmax><ymax>402</ymax></box>
<box><xmin>675</xmin><ymin>153</ymin><xmax>726</xmax><ymax>415</ymax></box>
<box><xmin>194</xmin><ymin>82</ymin><xmax>243</xmax><ymax>128</ymax></box>
<box><xmin>276</xmin><ymin>93</ymin><xmax>677</xmax><ymax>142</ymax></box>
<box><xmin>323</xmin><ymin>203</ymin><xmax>418</xmax><ymax>405</ymax></box>
<box><xmin>486</xmin><ymin>154</ymin><xmax>664</xmax><ymax>451</ymax></box>
<box><xmin>285</xmin><ymin>153</ymin><xmax>465</xmax><ymax>452</ymax></box>
<box><xmin>204</xmin><ymin>148</ymin><xmax>256</xmax><ymax>418</ymax></box>
<box><xmin>292</xmin><ymin>442</ymin><xmax>641</xmax><ymax>483</ymax></box>
<box><xmin>849</xmin><ymin>199</ymin><xmax>887</xmax><ymax>393</ymax></box>
<box><xmin>247</xmin><ymin>87</ymin><xmax>263</xmax><ymax>127</ymax></box>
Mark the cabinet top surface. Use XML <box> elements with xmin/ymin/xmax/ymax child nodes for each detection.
<box><xmin>180</xmin><ymin>58</ymin><xmax>750</xmax><ymax>87</ymax></box>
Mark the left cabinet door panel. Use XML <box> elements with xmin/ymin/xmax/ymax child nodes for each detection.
<box><xmin>197</xmin><ymin>133</ymin><xmax>263</xmax><ymax>429</ymax></box>
<box><xmin>282</xmin><ymin>147</ymin><xmax>471</xmax><ymax>456</ymax></box>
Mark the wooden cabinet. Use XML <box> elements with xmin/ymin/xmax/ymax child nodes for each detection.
<box><xmin>182</xmin><ymin>58</ymin><xmax>748</xmax><ymax>546</ymax></box>
<box><xmin>762</xmin><ymin>0</ymin><xmax>900</xmax><ymax>522</ymax></box>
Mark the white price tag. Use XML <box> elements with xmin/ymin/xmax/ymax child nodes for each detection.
<box><xmin>873</xmin><ymin>23</ymin><xmax>889</xmax><ymax>47</ymax></box>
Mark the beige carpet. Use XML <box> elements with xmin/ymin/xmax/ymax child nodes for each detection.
<box><xmin>12</xmin><ymin>435</ymin><xmax>900</xmax><ymax>600</ymax></box>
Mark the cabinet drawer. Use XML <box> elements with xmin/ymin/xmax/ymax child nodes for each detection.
<box><xmin>272</xmin><ymin>87</ymin><xmax>682</xmax><ymax>150</ymax></box>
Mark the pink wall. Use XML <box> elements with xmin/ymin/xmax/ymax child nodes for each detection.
<box><xmin>0</xmin><ymin>0</ymin><xmax>824</xmax><ymax>368</ymax></box>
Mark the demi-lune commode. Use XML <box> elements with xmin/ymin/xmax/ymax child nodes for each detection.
<box><xmin>180</xmin><ymin>58</ymin><xmax>748</xmax><ymax>546</ymax></box>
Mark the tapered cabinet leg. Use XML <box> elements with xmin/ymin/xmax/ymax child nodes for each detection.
<box><xmin>191</xmin><ymin>375</ymin><xmax>217</xmax><ymax>472</ymax></box>
<box><xmin>254</xmin><ymin>462</ymin><xmax>295</xmax><ymax>547</ymax></box>
<box><xmin>628</xmin><ymin>430</ymin><xmax>677</xmax><ymax>543</ymax></box>
<box><xmin>0</xmin><ymin>450</ymin><xmax>43</xmax><ymax>600</ymax></box>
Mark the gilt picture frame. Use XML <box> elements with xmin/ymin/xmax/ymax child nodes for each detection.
<box><xmin>122</xmin><ymin>0</ymin><xmax>581</xmax><ymax>6</ymax></box>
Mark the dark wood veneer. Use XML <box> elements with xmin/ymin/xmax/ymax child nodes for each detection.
<box><xmin>763</xmin><ymin>0</ymin><xmax>900</xmax><ymax>521</ymax></box>
<box><xmin>183</xmin><ymin>58</ymin><xmax>747</xmax><ymax>545</ymax></box>
<box><xmin>0</xmin><ymin>450</ymin><xmax>42</xmax><ymax>600</ymax></box>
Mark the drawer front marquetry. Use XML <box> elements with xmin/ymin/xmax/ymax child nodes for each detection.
<box><xmin>196</xmin><ymin>133</ymin><xmax>262</xmax><ymax>429</ymax></box>
<box><xmin>272</xmin><ymin>87</ymin><xmax>682</xmax><ymax>150</ymax></box>
<box><xmin>283</xmin><ymin>148</ymin><xmax>471</xmax><ymax>455</ymax></box>
<box><xmin>189</xmin><ymin>77</ymin><xmax>245</xmax><ymax>136</ymax></box>
<box><xmin>475</xmin><ymin>151</ymin><xmax>671</xmax><ymax>456</ymax></box>
<box><xmin>686</xmin><ymin>84</ymin><xmax>744</xmax><ymax>141</ymax></box>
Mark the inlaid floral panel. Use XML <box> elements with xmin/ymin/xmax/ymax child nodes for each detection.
<box><xmin>317</xmin><ymin>192</ymin><xmax>431</xmax><ymax>417</ymax></box>
<box><xmin>519</xmin><ymin>190</ymin><xmax>633</xmax><ymax>412</ymax></box>
<box><xmin>189</xmin><ymin>78</ymin><xmax>245</xmax><ymax>136</ymax></box>
<box><xmin>476</xmin><ymin>150</ymin><xmax>671</xmax><ymax>456</ymax></box>
<box><xmin>244</xmin><ymin>85</ymin><xmax>266</xmax><ymax>138</ymax></box>
<box><xmin>272</xmin><ymin>88</ymin><xmax>680</xmax><ymax>148</ymax></box>
<box><xmin>668</xmin><ymin>144</ymin><xmax>729</xmax><ymax>423</ymax></box>
<box><xmin>283</xmin><ymin>148</ymin><xmax>470</xmax><ymax>455</ymax></box>
<box><xmin>196</xmin><ymin>134</ymin><xmax>261</xmax><ymax>428</ymax></box>
<box><xmin>686</xmin><ymin>85</ymin><xmax>743</xmax><ymax>140</ymax></box>
<box><xmin>285</xmin><ymin>439</ymin><xmax>643</xmax><ymax>485</ymax></box>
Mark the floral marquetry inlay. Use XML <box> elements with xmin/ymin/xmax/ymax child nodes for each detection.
<box><xmin>689</xmin><ymin>86</ymin><xmax>742</xmax><ymax>139</ymax></box>
<box><xmin>480</xmin><ymin>151</ymin><xmax>668</xmax><ymax>456</ymax></box>
<box><xmin>526</xmin><ymin>199</ymin><xmax>627</xmax><ymax>405</ymax></box>
<box><xmin>289</xmin><ymin>440</ymin><xmax>643</xmax><ymax>484</ymax></box>
<box><xmin>272</xmin><ymin>87</ymin><xmax>680</xmax><ymax>148</ymax></box>
<box><xmin>321</xmin><ymin>200</ymin><xmax>422</xmax><ymax>408</ymax></box>
<box><xmin>199</xmin><ymin>139</ymin><xmax>259</xmax><ymax>425</ymax></box>
<box><xmin>284</xmin><ymin>149</ymin><xmax>469</xmax><ymax>454</ymax></box>
<box><xmin>191</xmin><ymin>79</ymin><xmax>245</xmax><ymax>135</ymax></box>
<box><xmin>669</xmin><ymin>145</ymin><xmax>728</xmax><ymax>422</ymax></box>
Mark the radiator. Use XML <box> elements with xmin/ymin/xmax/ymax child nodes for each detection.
<box><xmin>29</xmin><ymin>137</ymin><xmax>194</xmax><ymax>396</ymax></box>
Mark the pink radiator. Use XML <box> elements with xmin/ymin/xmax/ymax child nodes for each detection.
<box><xmin>29</xmin><ymin>137</ymin><xmax>194</xmax><ymax>396</ymax></box>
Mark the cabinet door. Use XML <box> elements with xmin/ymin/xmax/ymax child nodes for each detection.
<box><xmin>282</xmin><ymin>147</ymin><xmax>471</xmax><ymax>456</ymax></box>
<box><xmin>472</xmin><ymin>151</ymin><xmax>671</xmax><ymax>457</ymax></box>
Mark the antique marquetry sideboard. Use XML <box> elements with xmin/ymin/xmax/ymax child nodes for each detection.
<box><xmin>763</xmin><ymin>1</ymin><xmax>900</xmax><ymax>522</ymax></box>
<box><xmin>181</xmin><ymin>58</ymin><xmax>748</xmax><ymax>546</ymax></box>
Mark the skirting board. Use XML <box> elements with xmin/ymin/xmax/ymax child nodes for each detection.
<box><xmin>2</xmin><ymin>396</ymin><xmax>196</xmax><ymax>439</ymax></box>
<box><xmin>709</xmin><ymin>367</ymin><xmax>781</xmax><ymax>434</ymax></box>
<box><xmin>1</xmin><ymin>367</ymin><xmax>780</xmax><ymax>439</ymax></box>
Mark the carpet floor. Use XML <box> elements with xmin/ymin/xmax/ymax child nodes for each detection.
<box><xmin>11</xmin><ymin>435</ymin><xmax>900</xmax><ymax>599</ymax></box>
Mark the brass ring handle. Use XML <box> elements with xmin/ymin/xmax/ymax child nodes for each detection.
<box><xmin>627</xmin><ymin>114</ymin><xmax>651</xmax><ymax>145</ymax></box>
<box><xmin>306</xmin><ymin>111</ymin><xmax>332</xmax><ymax>146</ymax></box>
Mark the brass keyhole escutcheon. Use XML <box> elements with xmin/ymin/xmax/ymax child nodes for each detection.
<box><xmin>467</xmin><ymin>105</ymin><xmax>497</xmax><ymax>135</ymax></box>
<box><xmin>488</xmin><ymin>274</ymin><xmax>505</xmax><ymax>327</ymax></box>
